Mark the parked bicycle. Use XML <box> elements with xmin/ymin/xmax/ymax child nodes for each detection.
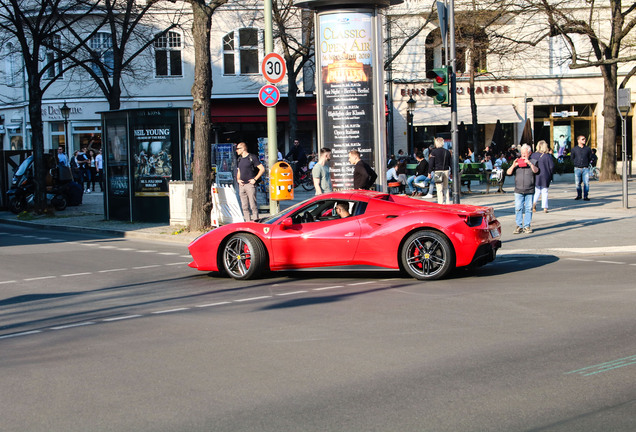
<box><xmin>286</xmin><ymin>160</ymin><xmax>315</xmax><ymax>191</ymax></box>
<box><xmin>589</xmin><ymin>164</ymin><xmax>600</xmax><ymax>180</ymax></box>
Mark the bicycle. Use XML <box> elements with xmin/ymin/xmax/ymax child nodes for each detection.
<box><xmin>589</xmin><ymin>164</ymin><xmax>600</xmax><ymax>181</ymax></box>
<box><xmin>286</xmin><ymin>160</ymin><xmax>315</xmax><ymax>191</ymax></box>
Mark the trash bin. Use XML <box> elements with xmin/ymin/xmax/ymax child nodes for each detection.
<box><xmin>270</xmin><ymin>161</ymin><xmax>294</xmax><ymax>201</ymax></box>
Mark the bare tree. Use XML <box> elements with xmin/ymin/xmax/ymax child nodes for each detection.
<box><xmin>182</xmin><ymin>0</ymin><xmax>228</xmax><ymax>231</ymax></box>
<box><xmin>511</xmin><ymin>0</ymin><xmax>636</xmax><ymax>180</ymax></box>
<box><xmin>62</xmin><ymin>0</ymin><xmax>187</xmax><ymax>110</ymax></box>
<box><xmin>0</xmin><ymin>0</ymin><xmax>101</xmax><ymax>213</ymax></box>
<box><xmin>272</xmin><ymin>0</ymin><xmax>314</xmax><ymax>148</ymax></box>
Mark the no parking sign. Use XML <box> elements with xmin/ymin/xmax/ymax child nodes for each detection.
<box><xmin>258</xmin><ymin>85</ymin><xmax>280</xmax><ymax>107</ymax></box>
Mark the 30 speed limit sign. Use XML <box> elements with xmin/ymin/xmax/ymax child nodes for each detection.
<box><xmin>261</xmin><ymin>53</ymin><xmax>286</xmax><ymax>84</ymax></box>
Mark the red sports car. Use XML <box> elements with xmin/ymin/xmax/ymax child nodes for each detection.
<box><xmin>188</xmin><ymin>190</ymin><xmax>502</xmax><ymax>280</ymax></box>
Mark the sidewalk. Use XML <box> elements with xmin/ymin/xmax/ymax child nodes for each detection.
<box><xmin>1</xmin><ymin>179</ymin><xmax>635</xmax><ymax>256</ymax></box>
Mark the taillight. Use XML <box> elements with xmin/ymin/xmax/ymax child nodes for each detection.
<box><xmin>463</xmin><ymin>215</ymin><xmax>483</xmax><ymax>227</ymax></box>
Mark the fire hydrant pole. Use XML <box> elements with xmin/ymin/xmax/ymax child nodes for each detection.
<box><xmin>264</xmin><ymin>0</ymin><xmax>279</xmax><ymax>214</ymax></box>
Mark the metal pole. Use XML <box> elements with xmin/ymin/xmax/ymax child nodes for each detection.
<box><xmin>622</xmin><ymin>116</ymin><xmax>628</xmax><ymax>208</ymax></box>
<box><xmin>448</xmin><ymin>0</ymin><xmax>459</xmax><ymax>203</ymax></box>
<box><xmin>264</xmin><ymin>0</ymin><xmax>279</xmax><ymax>214</ymax></box>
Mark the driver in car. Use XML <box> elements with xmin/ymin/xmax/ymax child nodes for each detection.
<box><xmin>335</xmin><ymin>202</ymin><xmax>350</xmax><ymax>218</ymax></box>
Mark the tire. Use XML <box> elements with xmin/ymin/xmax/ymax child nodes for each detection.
<box><xmin>9</xmin><ymin>196</ymin><xmax>26</xmax><ymax>214</ymax></box>
<box><xmin>401</xmin><ymin>230</ymin><xmax>454</xmax><ymax>280</ymax></box>
<box><xmin>591</xmin><ymin>167</ymin><xmax>600</xmax><ymax>181</ymax></box>
<box><xmin>52</xmin><ymin>194</ymin><xmax>67</xmax><ymax>211</ymax></box>
<box><xmin>301</xmin><ymin>176</ymin><xmax>315</xmax><ymax>191</ymax></box>
<box><xmin>222</xmin><ymin>233</ymin><xmax>267</xmax><ymax>280</ymax></box>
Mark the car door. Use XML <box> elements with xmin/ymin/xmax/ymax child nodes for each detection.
<box><xmin>270</xmin><ymin>201</ymin><xmax>361</xmax><ymax>268</ymax></box>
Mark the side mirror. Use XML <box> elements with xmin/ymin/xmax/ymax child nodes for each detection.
<box><xmin>280</xmin><ymin>217</ymin><xmax>293</xmax><ymax>230</ymax></box>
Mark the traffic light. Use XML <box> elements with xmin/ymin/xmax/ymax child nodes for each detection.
<box><xmin>426</xmin><ymin>67</ymin><xmax>449</xmax><ymax>106</ymax></box>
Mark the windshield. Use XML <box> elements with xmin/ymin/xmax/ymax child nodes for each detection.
<box><xmin>260</xmin><ymin>198</ymin><xmax>313</xmax><ymax>224</ymax></box>
<box><xmin>15</xmin><ymin>156</ymin><xmax>33</xmax><ymax>176</ymax></box>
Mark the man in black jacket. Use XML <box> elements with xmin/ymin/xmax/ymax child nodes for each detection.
<box><xmin>571</xmin><ymin>135</ymin><xmax>593</xmax><ymax>201</ymax></box>
<box><xmin>506</xmin><ymin>144</ymin><xmax>539</xmax><ymax>234</ymax></box>
<box><xmin>348</xmin><ymin>149</ymin><xmax>377</xmax><ymax>190</ymax></box>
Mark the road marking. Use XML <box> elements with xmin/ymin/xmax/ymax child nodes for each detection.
<box><xmin>180</xmin><ymin>255</ymin><xmax>191</xmax><ymax>258</ymax></box>
<box><xmin>158</xmin><ymin>252</ymin><xmax>179</xmax><ymax>256</ymax></box>
<box><xmin>117</xmin><ymin>247</ymin><xmax>135</xmax><ymax>251</ymax></box>
<box><xmin>234</xmin><ymin>296</ymin><xmax>272</xmax><ymax>302</ymax></box>
<box><xmin>567</xmin><ymin>258</ymin><xmax>594</xmax><ymax>262</ymax></box>
<box><xmin>136</xmin><ymin>250</ymin><xmax>157</xmax><ymax>253</ymax></box>
<box><xmin>0</xmin><ymin>330</ymin><xmax>42</xmax><ymax>339</ymax></box>
<box><xmin>276</xmin><ymin>291</ymin><xmax>308</xmax><ymax>296</ymax></box>
<box><xmin>49</xmin><ymin>239</ymin><xmax>65</xmax><ymax>242</ymax></box>
<box><xmin>132</xmin><ymin>265</ymin><xmax>160</xmax><ymax>269</ymax></box>
<box><xmin>196</xmin><ymin>302</ymin><xmax>232</xmax><ymax>308</ymax></box>
<box><xmin>99</xmin><ymin>245</ymin><xmax>118</xmax><ymax>249</ymax></box>
<box><xmin>80</xmin><ymin>243</ymin><xmax>99</xmax><ymax>247</ymax></box>
<box><xmin>103</xmin><ymin>315</ymin><xmax>142</xmax><ymax>322</ymax></box>
<box><xmin>24</xmin><ymin>276</ymin><xmax>56</xmax><ymax>281</ymax></box>
<box><xmin>348</xmin><ymin>281</ymin><xmax>374</xmax><ymax>286</ymax></box>
<box><xmin>98</xmin><ymin>268</ymin><xmax>128</xmax><ymax>273</ymax></box>
<box><xmin>166</xmin><ymin>262</ymin><xmax>188</xmax><ymax>266</ymax></box>
<box><xmin>0</xmin><ymin>280</ymin><xmax>17</xmax><ymax>285</ymax></box>
<box><xmin>152</xmin><ymin>307</ymin><xmax>190</xmax><ymax>314</ymax></box>
<box><xmin>566</xmin><ymin>354</ymin><xmax>636</xmax><ymax>377</ymax></box>
<box><xmin>597</xmin><ymin>260</ymin><xmax>626</xmax><ymax>265</ymax></box>
<box><xmin>313</xmin><ymin>285</ymin><xmax>344</xmax><ymax>291</ymax></box>
<box><xmin>51</xmin><ymin>322</ymin><xmax>96</xmax><ymax>330</ymax></box>
<box><xmin>61</xmin><ymin>272</ymin><xmax>92</xmax><ymax>277</ymax></box>
<box><xmin>34</xmin><ymin>237</ymin><xmax>51</xmax><ymax>240</ymax></box>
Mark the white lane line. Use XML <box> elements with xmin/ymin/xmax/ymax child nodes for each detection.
<box><xmin>79</xmin><ymin>243</ymin><xmax>99</xmax><ymax>247</ymax></box>
<box><xmin>34</xmin><ymin>237</ymin><xmax>51</xmax><ymax>240</ymax></box>
<box><xmin>49</xmin><ymin>239</ymin><xmax>65</xmax><ymax>242</ymax></box>
<box><xmin>158</xmin><ymin>252</ymin><xmax>179</xmax><ymax>256</ymax></box>
<box><xmin>195</xmin><ymin>302</ymin><xmax>232</xmax><ymax>308</ymax></box>
<box><xmin>0</xmin><ymin>280</ymin><xmax>17</xmax><ymax>285</ymax></box>
<box><xmin>166</xmin><ymin>262</ymin><xmax>189</xmax><ymax>266</ymax></box>
<box><xmin>180</xmin><ymin>255</ymin><xmax>191</xmax><ymax>258</ymax></box>
<box><xmin>597</xmin><ymin>260</ymin><xmax>626</xmax><ymax>265</ymax></box>
<box><xmin>136</xmin><ymin>250</ymin><xmax>157</xmax><ymax>253</ymax></box>
<box><xmin>0</xmin><ymin>330</ymin><xmax>42</xmax><ymax>339</ymax></box>
<box><xmin>21</xmin><ymin>235</ymin><xmax>36</xmax><ymax>238</ymax></box>
<box><xmin>132</xmin><ymin>265</ymin><xmax>160</xmax><ymax>270</ymax></box>
<box><xmin>103</xmin><ymin>315</ymin><xmax>142</xmax><ymax>322</ymax></box>
<box><xmin>348</xmin><ymin>281</ymin><xmax>374</xmax><ymax>286</ymax></box>
<box><xmin>567</xmin><ymin>258</ymin><xmax>594</xmax><ymax>262</ymax></box>
<box><xmin>380</xmin><ymin>278</ymin><xmax>401</xmax><ymax>281</ymax></box>
<box><xmin>99</xmin><ymin>245</ymin><xmax>118</xmax><ymax>249</ymax></box>
<box><xmin>313</xmin><ymin>285</ymin><xmax>344</xmax><ymax>291</ymax></box>
<box><xmin>234</xmin><ymin>296</ymin><xmax>272</xmax><ymax>302</ymax></box>
<box><xmin>98</xmin><ymin>268</ymin><xmax>128</xmax><ymax>273</ymax></box>
<box><xmin>117</xmin><ymin>248</ymin><xmax>135</xmax><ymax>251</ymax></box>
<box><xmin>61</xmin><ymin>272</ymin><xmax>92</xmax><ymax>277</ymax></box>
<box><xmin>51</xmin><ymin>322</ymin><xmax>96</xmax><ymax>330</ymax></box>
<box><xmin>24</xmin><ymin>276</ymin><xmax>56</xmax><ymax>281</ymax></box>
<box><xmin>496</xmin><ymin>259</ymin><xmax>519</xmax><ymax>264</ymax></box>
<box><xmin>276</xmin><ymin>291</ymin><xmax>308</xmax><ymax>296</ymax></box>
<box><xmin>152</xmin><ymin>307</ymin><xmax>190</xmax><ymax>314</ymax></box>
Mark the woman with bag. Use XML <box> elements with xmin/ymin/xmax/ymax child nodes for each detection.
<box><xmin>428</xmin><ymin>137</ymin><xmax>452</xmax><ymax>204</ymax></box>
<box><xmin>532</xmin><ymin>140</ymin><xmax>556</xmax><ymax>213</ymax></box>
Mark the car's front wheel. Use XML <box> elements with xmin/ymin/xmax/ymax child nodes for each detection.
<box><xmin>222</xmin><ymin>233</ymin><xmax>266</xmax><ymax>280</ymax></box>
<box><xmin>401</xmin><ymin>230</ymin><xmax>454</xmax><ymax>280</ymax></box>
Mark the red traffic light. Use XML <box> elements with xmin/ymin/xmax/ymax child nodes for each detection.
<box><xmin>426</xmin><ymin>68</ymin><xmax>447</xmax><ymax>84</ymax></box>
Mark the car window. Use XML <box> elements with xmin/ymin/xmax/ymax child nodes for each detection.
<box><xmin>290</xmin><ymin>200</ymin><xmax>367</xmax><ymax>224</ymax></box>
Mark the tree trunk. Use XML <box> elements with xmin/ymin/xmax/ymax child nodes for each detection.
<box><xmin>189</xmin><ymin>2</ymin><xmax>214</xmax><ymax>231</ymax></box>
<box><xmin>600</xmin><ymin>63</ymin><xmax>620</xmax><ymax>181</ymax></box>
<box><xmin>469</xmin><ymin>73</ymin><xmax>479</xmax><ymax>157</ymax></box>
<box><xmin>28</xmin><ymin>80</ymin><xmax>47</xmax><ymax>214</ymax></box>
<box><xmin>287</xmin><ymin>58</ymin><xmax>299</xmax><ymax>151</ymax></box>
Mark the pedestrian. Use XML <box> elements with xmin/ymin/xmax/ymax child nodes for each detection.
<box><xmin>312</xmin><ymin>147</ymin><xmax>333</xmax><ymax>195</ymax></box>
<box><xmin>70</xmin><ymin>151</ymin><xmax>81</xmax><ymax>183</ymax></box>
<box><xmin>348</xmin><ymin>149</ymin><xmax>377</xmax><ymax>190</ymax></box>
<box><xmin>88</xmin><ymin>149</ymin><xmax>97</xmax><ymax>192</ymax></box>
<box><xmin>506</xmin><ymin>143</ymin><xmax>539</xmax><ymax>234</ymax></box>
<box><xmin>572</xmin><ymin>135</ymin><xmax>593</xmax><ymax>201</ymax></box>
<box><xmin>285</xmin><ymin>139</ymin><xmax>308</xmax><ymax>180</ymax></box>
<box><xmin>532</xmin><ymin>140</ymin><xmax>555</xmax><ymax>213</ymax></box>
<box><xmin>407</xmin><ymin>151</ymin><xmax>430</xmax><ymax>196</ymax></box>
<box><xmin>57</xmin><ymin>146</ymin><xmax>68</xmax><ymax>167</ymax></box>
<box><xmin>428</xmin><ymin>137</ymin><xmax>452</xmax><ymax>204</ymax></box>
<box><xmin>95</xmin><ymin>149</ymin><xmax>104</xmax><ymax>192</ymax></box>
<box><xmin>236</xmin><ymin>142</ymin><xmax>265</xmax><ymax>221</ymax></box>
<box><xmin>76</xmin><ymin>146</ymin><xmax>91</xmax><ymax>193</ymax></box>
<box><xmin>386</xmin><ymin>161</ymin><xmax>406</xmax><ymax>193</ymax></box>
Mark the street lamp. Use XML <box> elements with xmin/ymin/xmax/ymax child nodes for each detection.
<box><xmin>60</xmin><ymin>101</ymin><xmax>71</xmax><ymax>156</ymax></box>
<box><xmin>407</xmin><ymin>96</ymin><xmax>416</xmax><ymax>155</ymax></box>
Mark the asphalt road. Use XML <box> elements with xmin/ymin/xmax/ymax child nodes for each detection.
<box><xmin>1</xmin><ymin>223</ymin><xmax>636</xmax><ymax>432</ymax></box>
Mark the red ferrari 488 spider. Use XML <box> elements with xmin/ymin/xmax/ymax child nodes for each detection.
<box><xmin>188</xmin><ymin>190</ymin><xmax>501</xmax><ymax>281</ymax></box>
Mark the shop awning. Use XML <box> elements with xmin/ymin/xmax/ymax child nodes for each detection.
<box><xmin>412</xmin><ymin>104</ymin><xmax>522</xmax><ymax>126</ymax></box>
<box><xmin>211</xmin><ymin>97</ymin><xmax>317</xmax><ymax>123</ymax></box>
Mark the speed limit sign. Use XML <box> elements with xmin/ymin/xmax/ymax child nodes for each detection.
<box><xmin>261</xmin><ymin>53</ymin><xmax>286</xmax><ymax>84</ymax></box>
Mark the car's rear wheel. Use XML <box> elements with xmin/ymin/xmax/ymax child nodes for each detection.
<box><xmin>222</xmin><ymin>233</ymin><xmax>266</xmax><ymax>280</ymax></box>
<box><xmin>401</xmin><ymin>230</ymin><xmax>454</xmax><ymax>280</ymax></box>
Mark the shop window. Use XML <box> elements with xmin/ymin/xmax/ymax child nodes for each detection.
<box><xmin>90</xmin><ymin>32</ymin><xmax>114</xmax><ymax>76</ymax></box>
<box><xmin>154</xmin><ymin>31</ymin><xmax>182</xmax><ymax>77</ymax></box>
<box><xmin>222</xmin><ymin>28</ymin><xmax>261</xmax><ymax>75</ymax></box>
<box><xmin>51</xmin><ymin>122</ymin><xmax>66</xmax><ymax>149</ymax></box>
<box><xmin>44</xmin><ymin>35</ymin><xmax>63</xmax><ymax>79</ymax></box>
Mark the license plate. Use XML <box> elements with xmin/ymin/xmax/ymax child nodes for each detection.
<box><xmin>490</xmin><ymin>229</ymin><xmax>500</xmax><ymax>238</ymax></box>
